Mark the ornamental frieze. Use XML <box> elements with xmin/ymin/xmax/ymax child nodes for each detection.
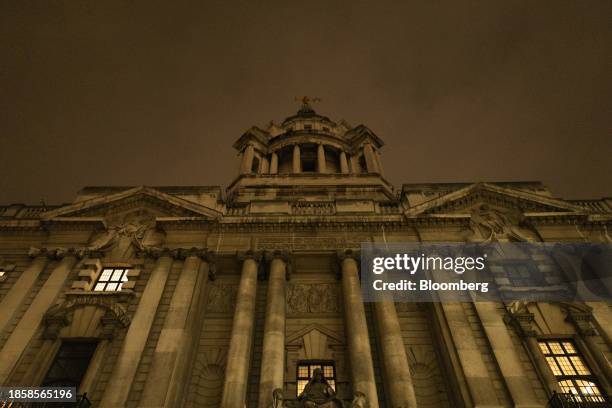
<box><xmin>205</xmin><ymin>282</ymin><xmax>238</xmax><ymax>314</ymax></box>
<box><xmin>286</xmin><ymin>283</ymin><xmax>340</xmax><ymax>314</ymax></box>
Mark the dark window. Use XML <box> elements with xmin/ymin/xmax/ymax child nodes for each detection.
<box><xmin>322</xmin><ymin>126</ymin><xmax>330</xmax><ymax>132</ymax></box>
<box><xmin>94</xmin><ymin>268</ymin><xmax>128</xmax><ymax>292</ymax></box>
<box><xmin>304</xmin><ymin>124</ymin><xmax>312</xmax><ymax>130</ymax></box>
<box><xmin>358</xmin><ymin>155</ymin><xmax>367</xmax><ymax>173</ymax></box>
<box><xmin>251</xmin><ymin>156</ymin><xmax>260</xmax><ymax>173</ymax></box>
<box><xmin>301</xmin><ymin>146</ymin><xmax>317</xmax><ymax>172</ymax></box>
<box><xmin>296</xmin><ymin>361</ymin><xmax>336</xmax><ymax>397</ymax></box>
<box><xmin>503</xmin><ymin>263</ymin><xmax>544</xmax><ymax>287</ymax></box>
<box><xmin>539</xmin><ymin>340</ymin><xmax>605</xmax><ymax>402</ymax></box>
<box><xmin>42</xmin><ymin>341</ymin><xmax>98</xmax><ymax>388</ymax></box>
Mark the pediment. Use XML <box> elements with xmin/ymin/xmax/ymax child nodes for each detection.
<box><xmin>404</xmin><ymin>183</ymin><xmax>586</xmax><ymax>218</ymax></box>
<box><xmin>41</xmin><ymin>186</ymin><xmax>222</xmax><ymax>223</ymax></box>
<box><xmin>286</xmin><ymin>324</ymin><xmax>344</xmax><ymax>346</ymax></box>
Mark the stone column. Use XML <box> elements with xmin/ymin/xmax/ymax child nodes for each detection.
<box><xmin>339</xmin><ymin>250</ymin><xmax>379</xmax><ymax>407</ymax></box>
<box><xmin>0</xmin><ymin>249</ymin><xmax>49</xmax><ymax>336</ymax></box>
<box><xmin>0</xmin><ymin>249</ymin><xmax>77</xmax><ymax>385</ymax></box>
<box><xmin>270</xmin><ymin>152</ymin><xmax>278</xmax><ymax>174</ymax></box>
<box><xmin>241</xmin><ymin>145</ymin><xmax>255</xmax><ymax>174</ymax></box>
<box><xmin>363</xmin><ymin>143</ymin><xmax>379</xmax><ymax>173</ymax></box>
<box><xmin>99</xmin><ymin>250</ymin><xmax>174</xmax><ymax>407</ymax></box>
<box><xmin>222</xmin><ymin>252</ymin><xmax>260</xmax><ymax>408</ymax></box>
<box><xmin>374</xmin><ymin>301</ymin><xmax>417</xmax><ymax>407</ymax></box>
<box><xmin>261</xmin><ymin>156</ymin><xmax>270</xmax><ymax>174</ymax></box>
<box><xmin>474</xmin><ymin>302</ymin><xmax>540</xmax><ymax>407</ymax></box>
<box><xmin>258</xmin><ymin>253</ymin><xmax>287</xmax><ymax>408</ymax></box>
<box><xmin>292</xmin><ymin>144</ymin><xmax>301</xmax><ymax>173</ymax></box>
<box><xmin>139</xmin><ymin>249</ymin><xmax>210</xmax><ymax>407</ymax></box>
<box><xmin>339</xmin><ymin>151</ymin><xmax>349</xmax><ymax>174</ymax></box>
<box><xmin>317</xmin><ymin>143</ymin><xmax>327</xmax><ymax>173</ymax></box>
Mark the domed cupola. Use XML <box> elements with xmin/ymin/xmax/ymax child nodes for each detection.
<box><xmin>228</xmin><ymin>98</ymin><xmax>393</xmax><ymax>202</ymax></box>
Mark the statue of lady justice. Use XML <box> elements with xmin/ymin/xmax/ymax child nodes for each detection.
<box><xmin>297</xmin><ymin>368</ymin><xmax>343</xmax><ymax>407</ymax></box>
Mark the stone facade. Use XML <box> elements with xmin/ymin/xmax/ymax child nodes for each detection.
<box><xmin>0</xmin><ymin>100</ymin><xmax>611</xmax><ymax>407</ymax></box>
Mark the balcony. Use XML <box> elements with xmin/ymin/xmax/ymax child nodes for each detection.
<box><xmin>548</xmin><ymin>392</ymin><xmax>612</xmax><ymax>407</ymax></box>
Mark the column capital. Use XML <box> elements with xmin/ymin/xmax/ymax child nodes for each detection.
<box><xmin>504</xmin><ymin>311</ymin><xmax>537</xmax><ymax>338</ymax></box>
<box><xmin>337</xmin><ymin>249</ymin><xmax>360</xmax><ymax>262</ymax></box>
<box><xmin>236</xmin><ymin>250</ymin><xmax>263</xmax><ymax>262</ymax></box>
<box><xmin>264</xmin><ymin>250</ymin><xmax>292</xmax><ymax>280</ymax></box>
<box><xmin>566</xmin><ymin>310</ymin><xmax>598</xmax><ymax>336</ymax></box>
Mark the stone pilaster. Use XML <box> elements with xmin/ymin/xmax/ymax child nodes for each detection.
<box><xmin>474</xmin><ymin>302</ymin><xmax>540</xmax><ymax>407</ymax></box>
<box><xmin>0</xmin><ymin>248</ymin><xmax>50</xmax><ymax>336</ymax></box>
<box><xmin>221</xmin><ymin>251</ymin><xmax>261</xmax><ymax>408</ymax></box>
<box><xmin>292</xmin><ymin>144</ymin><xmax>301</xmax><ymax>173</ymax></box>
<box><xmin>338</xmin><ymin>250</ymin><xmax>379</xmax><ymax>407</ymax></box>
<box><xmin>374</xmin><ymin>301</ymin><xmax>417</xmax><ymax>407</ymax></box>
<box><xmin>505</xmin><ymin>309</ymin><xmax>562</xmax><ymax>396</ymax></box>
<box><xmin>258</xmin><ymin>251</ymin><xmax>288</xmax><ymax>408</ymax></box>
<box><xmin>0</xmin><ymin>248</ymin><xmax>78</xmax><ymax>385</ymax></box>
<box><xmin>99</xmin><ymin>249</ymin><xmax>174</xmax><ymax>407</ymax></box>
<box><xmin>139</xmin><ymin>248</ymin><xmax>211</xmax><ymax>407</ymax></box>
<box><xmin>317</xmin><ymin>143</ymin><xmax>326</xmax><ymax>173</ymax></box>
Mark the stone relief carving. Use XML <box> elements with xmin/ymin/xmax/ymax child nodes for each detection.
<box><xmin>87</xmin><ymin>211</ymin><xmax>158</xmax><ymax>257</ymax></box>
<box><xmin>467</xmin><ymin>204</ymin><xmax>537</xmax><ymax>242</ymax></box>
<box><xmin>258</xmin><ymin>236</ymin><xmax>366</xmax><ymax>251</ymax></box>
<box><xmin>205</xmin><ymin>283</ymin><xmax>238</xmax><ymax>313</ymax></box>
<box><xmin>287</xmin><ymin>283</ymin><xmax>340</xmax><ymax>314</ymax></box>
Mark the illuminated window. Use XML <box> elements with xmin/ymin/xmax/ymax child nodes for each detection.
<box><xmin>93</xmin><ymin>268</ymin><xmax>129</xmax><ymax>292</ymax></box>
<box><xmin>539</xmin><ymin>340</ymin><xmax>605</xmax><ymax>402</ymax></box>
<box><xmin>0</xmin><ymin>270</ymin><xmax>5</xmax><ymax>282</ymax></box>
<box><xmin>296</xmin><ymin>361</ymin><xmax>336</xmax><ymax>397</ymax></box>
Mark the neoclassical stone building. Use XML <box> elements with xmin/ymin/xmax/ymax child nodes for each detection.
<box><xmin>0</xmin><ymin>100</ymin><xmax>610</xmax><ymax>407</ymax></box>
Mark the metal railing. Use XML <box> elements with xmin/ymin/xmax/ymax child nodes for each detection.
<box><xmin>548</xmin><ymin>392</ymin><xmax>612</xmax><ymax>407</ymax></box>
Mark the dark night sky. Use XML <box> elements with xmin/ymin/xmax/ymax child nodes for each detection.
<box><xmin>1</xmin><ymin>1</ymin><xmax>610</xmax><ymax>205</ymax></box>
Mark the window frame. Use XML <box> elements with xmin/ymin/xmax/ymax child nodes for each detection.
<box><xmin>296</xmin><ymin>360</ymin><xmax>337</xmax><ymax>397</ymax></box>
<box><xmin>93</xmin><ymin>267</ymin><xmax>129</xmax><ymax>292</ymax></box>
<box><xmin>538</xmin><ymin>339</ymin><xmax>605</xmax><ymax>401</ymax></box>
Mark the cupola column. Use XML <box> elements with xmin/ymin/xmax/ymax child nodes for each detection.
<box><xmin>270</xmin><ymin>152</ymin><xmax>278</xmax><ymax>174</ymax></box>
<box><xmin>261</xmin><ymin>156</ymin><xmax>270</xmax><ymax>173</ymax></box>
<box><xmin>363</xmin><ymin>143</ymin><xmax>380</xmax><ymax>173</ymax></box>
<box><xmin>241</xmin><ymin>144</ymin><xmax>255</xmax><ymax>174</ymax></box>
<box><xmin>317</xmin><ymin>143</ymin><xmax>326</xmax><ymax>173</ymax></box>
<box><xmin>339</xmin><ymin>151</ymin><xmax>349</xmax><ymax>174</ymax></box>
<box><xmin>292</xmin><ymin>144</ymin><xmax>301</xmax><ymax>173</ymax></box>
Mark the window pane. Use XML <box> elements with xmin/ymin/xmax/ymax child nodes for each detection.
<box><xmin>562</xmin><ymin>342</ymin><xmax>576</xmax><ymax>354</ymax></box>
<box><xmin>297</xmin><ymin>380</ymin><xmax>308</xmax><ymax>396</ymax></box>
<box><xmin>323</xmin><ymin>365</ymin><xmax>334</xmax><ymax>378</ymax></box>
<box><xmin>99</xmin><ymin>269</ymin><xmax>113</xmax><ymax>282</ymax></box>
<box><xmin>298</xmin><ymin>366</ymin><xmax>308</xmax><ymax>378</ymax></box>
<box><xmin>546</xmin><ymin>357</ymin><xmax>562</xmax><ymax>375</ymax></box>
<box><xmin>559</xmin><ymin>380</ymin><xmax>578</xmax><ymax>395</ymax></box>
<box><xmin>94</xmin><ymin>283</ymin><xmax>106</xmax><ymax>291</ymax></box>
<box><xmin>570</xmin><ymin>356</ymin><xmax>590</xmax><ymax>375</ymax></box>
<box><xmin>538</xmin><ymin>342</ymin><xmax>550</xmax><ymax>354</ymax></box>
<box><xmin>111</xmin><ymin>269</ymin><xmax>124</xmax><ymax>281</ymax></box>
<box><xmin>121</xmin><ymin>271</ymin><xmax>129</xmax><ymax>282</ymax></box>
<box><xmin>106</xmin><ymin>282</ymin><xmax>118</xmax><ymax>291</ymax></box>
<box><xmin>556</xmin><ymin>357</ymin><xmax>576</xmax><ymax>375</ymax></box>
<box><xmin>548</xmin><ymin>342</ymin><xmax>564</xmax><ymax>355</ymax></box>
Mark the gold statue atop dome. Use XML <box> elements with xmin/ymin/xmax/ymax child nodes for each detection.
<box><xmin>295</xmin><ymin>96</ymin><xmax>321</xmax><ymax>111</ymax></box>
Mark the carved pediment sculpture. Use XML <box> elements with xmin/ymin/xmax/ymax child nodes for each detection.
<box><xmin>468</xmin><ymin>204</ymin><xmax>538</xmax><ymax>243</ymax></box>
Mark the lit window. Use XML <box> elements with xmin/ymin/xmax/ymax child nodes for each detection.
<box><xmin>539</xmin><ymin>340</ymin><xmax>604</xmax><ymax>402</ymax></box>
<box><xmin>0</xmin><ymin>270</ymin><xmax>5</xmax><ymax>281</ymax></box>
<box><xmin>94</xmin><ymin>268</ymin><xmax>129</xmax><ymax>292</ymax></box>
<box><xmin>296</xmin><ymin>361</ymin><xmax>336</xmax><ymax>397</ymax></box>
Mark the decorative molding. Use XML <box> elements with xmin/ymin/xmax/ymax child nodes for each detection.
<box><xmin>286</xmin><ymin>283</ymin><xmax>340</xmax><ymax>315</ymax></box>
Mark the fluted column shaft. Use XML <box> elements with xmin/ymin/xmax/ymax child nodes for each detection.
<box><xmin>140</xmin><ymin>253</ymin><xmax>208</xmax><ymax>407</ymax></box>
<box><xmin>339</xmin><ymin>151</ymin><xmax>349</xmax><ymax>173</ymax></box>
<box><xmin>100</xmin><ymin>253</ymin><xmax>173</xmax><ymax>407</ymax></box>
<box><xmin>222</xmin><ymin>255</ymin><xmax>259</xmax><ymax>408</ymax></box>
<box><xmin>270</xmin><ymin>152</ymin><xmax>278</xmax><ymax>174</ymax></box>
<box><xmin>0</xmin><ymin>252</ymin><xmax>77</xmax><ymax>385</ymax></box>
<box><xmin>317</xmin><ymin>143</ymin><xmax>326</xmax><ymax>173</ymax></box>
<box><xmin>292</xmin><ymin>145</ymin><xmax>301</xmax><ymax>173</ymax></box>
<box><xmin>258</xmin><ymin>257</ymin><xmax>287</xmax><ymax>408</ymax></box>
<box><xmin>341</xmin><ymin>255</ymin><xmax>379</xmax><ymax>407</ymax></box>
<box><xmin>374</xmin><ymin>301</ymin><xmax>417</xmax><ymax>407</ymax></box>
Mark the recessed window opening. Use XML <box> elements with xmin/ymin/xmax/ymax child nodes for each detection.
<box><xmin>94</xmin><ymin>268</ymin><xmax>128</xmax><ymax>292</ymax></box>
<box><xmin>296</xmin><ymin>360</ymin><xmax>336</xmax><ymax>397</ymax></box>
